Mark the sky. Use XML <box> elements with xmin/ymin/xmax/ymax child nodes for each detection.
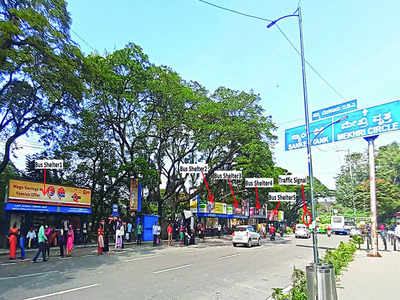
<box><xmin>9</xmin><ymin>0</ymin><xmax>400</xmax><ymax>190</ymax></box>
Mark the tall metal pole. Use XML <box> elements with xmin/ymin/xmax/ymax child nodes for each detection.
<box><xmin>347</xmin><ymin>149</ymin><xmax>357</xmax><ymax>218</ymax></box>
<box><xmin>298</xmin><ymin>6</ymin><xmax>319</xmax><ymax>264</ymax></box>
<box><xmin>364</xmin><ymin>135</ymin><xmax>380</xmax><ymax>257</ymax></box>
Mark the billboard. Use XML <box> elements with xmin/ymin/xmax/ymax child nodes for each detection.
<box><xmin>190</xmin><ymin>195</ymin><xmax>199</xmax><ymax>213</ymax></box>
<box><xmin>8</xmin><ymin>179</ymin><xmax>91</xmax><ymax>207</ymax></box>
<box><xmin>198</xmin><ymin>201</ymin><xmax>207</xmax><ymax>213</ymax></box>
<box><xmin>129</xmin><ymin>178</ymin><xmax>142</xmax><ymax>212</ymax></box>
<box><xmin>226</xmin><ymin>204</ymin><xmax>233</xmax><ymax>215</ymax></box>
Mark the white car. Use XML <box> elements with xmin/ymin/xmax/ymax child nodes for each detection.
<box><xmin>232</xmin><ymin>225</ymin><xmax>261</xmax><ymax>247</ymax></box>
<box><xmin>295</xmin><ymin>224</ymin><xmax>311</xmax><ymax>239</ymax></box>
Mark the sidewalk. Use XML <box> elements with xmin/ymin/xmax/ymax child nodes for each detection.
<box><xmin>337</xmin><ymin>249</ymin><xmax>400</xmax><ymax>299</ymax></box>
<box><xmin>0</xmin><ymin>235</ymin><xmax>236</xmax><ymax>260</ymax></box>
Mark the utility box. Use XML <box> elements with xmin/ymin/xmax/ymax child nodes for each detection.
<box><xmin>137</xmin><ymin>214</ymin><xmax>158</xmax><ymax>242</ymax></box>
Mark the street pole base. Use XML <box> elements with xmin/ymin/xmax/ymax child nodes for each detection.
<box><xmin>367</xmin><ymin>252</ymin><xmax>382</xmax><ymax>257</ymax></box>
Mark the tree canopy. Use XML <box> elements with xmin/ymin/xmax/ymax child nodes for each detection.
<box><xmin>336</xmin><ymin>142</ymin><xmax>400</xmax><ymax>224</ymax></box>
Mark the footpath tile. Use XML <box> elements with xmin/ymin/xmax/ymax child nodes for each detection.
<box><xmin>337</xmin><ymin>250</ymin><xmax>400</xmax><ymax>300</ymax></box>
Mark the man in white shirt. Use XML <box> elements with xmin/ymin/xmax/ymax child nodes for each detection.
<box><xmin>119</xmin><ymin>224</ymin><xmax>125</xmax><ymax>249</ymax></box>
<box><xmin>26</xmin><ymin>228</ymin><xmax>36</xmax><ymax>249</ymax></box>
<box><xmin>152</xmin><ymin>222</ymin><xmax>158</xmax><ymax>247</ymax></box>
<box><xmin>395</xmin><ymin>224</ymin><xmax>400</xmax><ymax>239</ymax></box>
<box><xmin>157</xmin><ymin>223</ymin><xmax>161</xmax><ymax>245</ymax></box>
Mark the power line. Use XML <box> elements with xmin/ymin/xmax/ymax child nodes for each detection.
<box><xmin>197</xmin><ymin>0</ymin><xmax>346</xmax><ymax>100</ymax></box>
<box><xmin>198</xmin><ymin>0</ymin><xmax>272</xmax><ymax>22</ymax></box>
<box><xmin>70</xmin><ymin>28</ymin><xmax>97</xmax><ymax>52</ymax></box>
<box><xmin>275</xmin><ymin>25</ymin><xmax>346</xmax><ymax>100</ymax></box>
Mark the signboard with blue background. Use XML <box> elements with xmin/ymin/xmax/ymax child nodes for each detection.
<box><xmin>312</xmin><ymin>99</ymin><xmax>357</xmax><ymax>121</ymax></box>
<box><xmin>285</xmin><ymin>100</ymin><xmax>400</xmax><ymax>151</ymax></box>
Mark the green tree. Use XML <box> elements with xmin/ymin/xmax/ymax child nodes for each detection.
<box><xmin>336</xmin><ymin>143</ymin><xmax>400</xmax><ymax>223</ymax></box>
<box><xmin>0</xmin><ymin>0</ymin><xmax>85</xmax><ymax>174</ymax></box>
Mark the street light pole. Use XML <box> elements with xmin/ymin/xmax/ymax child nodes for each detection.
<box><xmin>268</xmin><ymin>6</ymin><xmax>319</xmax><ymax>264</ymax></box>
<box><xmin>297</xmin><ymin>6</ymin><xmax>319</xmax><ymax>265</ymax></box>
<box><xmin>267</xmin><ymin>5</ymin><xmax>351</xmax><ymax>265</ymax></box>
<box><xmin>347</xmin><ymin>149</ymin><xmax>357</xmax><ymax>218</ymax></box>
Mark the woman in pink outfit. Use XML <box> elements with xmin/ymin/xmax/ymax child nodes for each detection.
<box><xmin>66</xmin><ymin>225</ymin><xmax>74</xmax><ymax>257</ymax></box>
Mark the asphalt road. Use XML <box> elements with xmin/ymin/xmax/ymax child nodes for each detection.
<box><xmin>0</xmin><ymin>234</ymin><xmax>349</xmax><ymax>300</ymax></box>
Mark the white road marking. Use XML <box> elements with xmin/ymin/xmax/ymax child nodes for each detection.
<box><xmin>23</xmin><ymin>283</ymin><xmax>100</xmax><ymax>300</ymax></box>
<box><xmin>153</xmin><ymin>264</ymin><xmax>192</xmax><ymax>274</ymax></box>
<box><xmin>236</xmin><ymin>282</ymin><xmax>266</xmax><ymax>294</ymax></box>
<box><xmin>217</xmin><ymin>253</ymin><xmax>240</xmax><ymax>260</ymax></box>
<box><xmin>0</xmin><ymin>271</ymin><xmax>59</xmax><ymax>281</ymax></box>
<box><xmin>125</xmin><ymin>254</ymin><xmax>162</xmax><ymax>262</ymax></box>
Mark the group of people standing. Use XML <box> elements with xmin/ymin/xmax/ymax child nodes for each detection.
<box><xmin>32</xmin><ymin>224</ymin><xmax>75</xmax><ymax>262</ymax></box>
<box><xmin>8</xmin><ymin>222</ymin><xmax>72</xmax><ymax>261</ymax></box>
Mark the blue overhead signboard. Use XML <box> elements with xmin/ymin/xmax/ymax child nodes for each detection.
<box><xmin>312</xmin><ymin>99</ymin><xmax>357</xmax><ymax>121</ymax></box>
<box><xmin>285</xmin><ymin>100</ymin><xmax>400</xmax><ymax>151</ymax></box>
<box><xmin>285</xmin><ymin>118</ymin><xmax>334</xmax><ymax>151</ymax></box>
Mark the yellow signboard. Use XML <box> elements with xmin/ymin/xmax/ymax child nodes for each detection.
<box><xmin>214</xmin><ymin>202</ymin><xmax>224</xmax><ymax>214</ymax></box>
<box><xmin>8</xmin><ymin>179</ymin><xmax>91</xmax><ymax>207</ymax></box>
<box><xmin>190</xmin><ymin>197</ymin><xmax>198</xmax><ymax>213</ymax></box>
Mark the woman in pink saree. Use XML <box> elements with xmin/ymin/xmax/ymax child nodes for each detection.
<box><xmin>66</xmin><ymin>225</ymin><xmax>74</xmax><ymax>257</ymax></box>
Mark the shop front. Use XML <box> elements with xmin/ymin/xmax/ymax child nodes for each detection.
<box><xmin>3</xmin><ymin>179</ymin><xmax>92</xmax><ymax>246</ymax></box>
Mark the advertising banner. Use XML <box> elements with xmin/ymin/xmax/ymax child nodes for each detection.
<box><xmin>198</xmin><ymin>201</ymin><xmax>207</xmax><ymax>213</ymax></box>
<box><xmin>250</xmin><ymin>207</ymin><xmax>255</xmax><ymax>216</ymax></box>
<box><xmin>8</xmin><ymin>179</ymin><xmax>91</xmax><ymax>207</ymax></box>
<box><xmin>226</xmin><ymin>204</ymin><xmax>233</xmax><ymax>215</ymax></box>
<box><xmin>278</xmin><ymin>211</ymin><xmax>284</xmax><ymax>221</ymax></box>
<box><xmin>190</xmin><ymin>195</ymin><xmax>199</xmax><ymax>213</ymax></box>
<box><xmin>129</xmin><ymin>178</ymin><xmax>141</xmax><ymax>212</ymax></box>
<box><xmin>214</xmin><ymin>202</ymin><xmax>224</xmax><ymax>214</ymax></box>
<box><xmin>4</xmin><ymin>203</ymin><xmax>92</xmax><ymax>214</ymax></box>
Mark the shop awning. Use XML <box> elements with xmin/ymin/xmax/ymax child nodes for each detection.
<box><xmin>5</xmin><ymin>202</ymin><xmax>92</xmax><ymax>214</ymax></box>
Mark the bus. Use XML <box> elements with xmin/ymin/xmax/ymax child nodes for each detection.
<box><xmin>331</xmin><ymin>216</ymin><xmax>355</xmax><ymax>235</ymax></box>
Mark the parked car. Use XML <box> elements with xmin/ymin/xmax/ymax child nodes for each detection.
<box><xmin>232</xmin><ymin>225</ymin><xmax>261</xmax><ymax>247</ymax></box>
<box><xmin>295</xmin><ymin>224</ymin><xmax>311</xmax><ymax>239</ymax></box>
<box><xmin>349</xmin><ymin>227</ymin><xmax>361</xmax><ymax>237</ymax></box>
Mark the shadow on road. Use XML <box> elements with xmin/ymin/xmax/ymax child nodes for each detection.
<box><xmin>295</xmin><ymin>244</ymin><xmax>337</xmax><ymax>251</ymax></box>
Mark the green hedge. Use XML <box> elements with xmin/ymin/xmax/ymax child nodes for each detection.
<box><xmin>272</xmin><ymin>240</ymin><xmax>358</xmax><ymax>299</ymax></box>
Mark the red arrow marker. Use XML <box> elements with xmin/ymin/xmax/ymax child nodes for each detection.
<box><xmin>227</xmin><ymin>177</ymin><xmax>238</xmax><ymax>208</ymax></box>
<box><xmin>273</xmin><ymin>201</ymin><xmax>281</xmax><ymax>216</ymax></box>
<box><xmin>41</xmin><ymin>168</ymin><xmax>47</xmax><ymax>196</ymax></box>
<box><xmin>255</xmin><ymin>186</ymin><xmax>261</xmax><ymax>210</ymax></box>
<box><xmin>301</xmin><ymin>184</ymin><xmax>312</xmax><ymax>226</ymax></box>
<box><xmin>201</xmin><ymin>171</ymin><xmax>214</xmax><ymax>203</ymax></box>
